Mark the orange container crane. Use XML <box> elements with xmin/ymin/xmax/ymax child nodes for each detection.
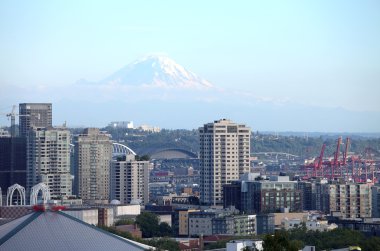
<box><xmin>316</xmin><ymin>143</ymin><xmax>326</xmax><ymax>177</ymax></box>
<box><xmin>342</xmin><ymin>138</ymin><xmax>350</xmax><ymax>180</ymax></box>
<box><xmin>332</xmin><ymin>137</ymin><xmax>342</xmax><ymax>179</ymax></box>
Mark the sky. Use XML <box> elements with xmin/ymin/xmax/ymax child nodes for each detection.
<box><xmin>1</xmin><ymin>1</ymin><xmax>380</xmax><ymax>132</ymax></box>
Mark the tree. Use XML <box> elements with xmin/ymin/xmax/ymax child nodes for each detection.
<box><xmin>99</xmin><ymin>226</ymin><xmax>179</xmax><ymax>251</ymax></box>
<box><xmin>263</xmin><ymin>231</ymin><xmax>299</xmax><ymax>251</ymax></box>
<box><xmin>135</xmin><ymin>212</ymin><xmax>173</xmax><ymax>238</ymax></box>
<box><xmin>98</xmin><ymin>226</ymin><xmax>134</xmax><ymax>240</ymax></box>
<box><xmin>159</xmin><ymin>222</ymin><xmax>172</xmax><ymax>237</ymax></box>
<box><xmin>114</xmin><ymin>218</ymin><xmax>135</xmax><ymax>226</ymax></box>
<box><xmin>135</xmin><ymin>212</ymin><xmax>160</xmax><ymax>238</ymax></box>
<box><xmin>145</xmin><ymin>238</ymin><xmax>180</xmax><ymax>251</ymax></box>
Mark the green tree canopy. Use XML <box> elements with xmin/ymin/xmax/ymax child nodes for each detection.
<box><xmin>135</xmin><ymin>212</ymin><xmax>173</xmax><ymax>238</ymax></box>
<box><xmin>159</xmin><ymin>222</ymin><xmax>172</xmax><ymax>237</ymax></box>
<box><xmin>136</xmin><ymin>212</ymin><xmax>160</xmax><ymax>238</ymax></box>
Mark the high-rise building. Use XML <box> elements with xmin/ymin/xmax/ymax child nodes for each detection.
<box><xmin>19</xmin><ymin>103</ymin><xmax>52</xmax><ymax>137</ymax></box>
<box><xmin>74</xmin><ymin>128</ymin><xmax>112</xmax><ymax>204</ymax></box>
<box><xmin>212</xmin><ymin>214</ymin><xmax>256</xmax><ymax>236</ymax></box>
<box><xmin>187</xmin><ymin>210</ymin><xmax>256</xmax><ymax>236</ymax></box>
<box><xmin>256</xmin><ymin>213</ymin><xmax>275</xmax><ymax>235</ymax></box>
<box><xmin>199</xmin><ymin>119</ymin><xmax>250</xmax><ymax>205</ymax></box>
<box><xmin>27</xmin><ymin>127</ymin><xmax>71</xmax><ymax>197</ymax></box>
<box><xmin>111</xmin><ymin>155</ymin><xmax>149</xmax><ymax>205</ymax></box>
<box><xmin>172</xmin><ymin>208</ymin><xmax>200</xmax><ymax>236</ymax></box>
<box><xmin>371</xmin><ymin>183</ymin><xmax>380</xmax><ymax>218</ymax></box>
<box><xmin>329</xmin><ymin>182</ymin><xmax>372</xmax><ymax>219</ymax></box>
<box><xmin>224</xmin><ymin>174</ymin><xmax>303</xmax><ymax>214</ymax></box>
<box><xmin>223</xmin><ymin>180</ymin><xmax>242</xmax><ymax>210</ymax></box>
<box><xmin>0</xmin><ymin>136</ymin><xmax>27</xmax><ymax>190</ymax></box>
<box><xmin>297</xmin><ymin>181</ymin><xmax>314</xmax><ymax>210</ymax></box>
<box><xmin>314</xmin><ymin>179</ymin><xmax>330</xmax><ymax>213</ymax></box>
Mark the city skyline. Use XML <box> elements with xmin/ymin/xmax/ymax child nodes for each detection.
<box><xmin>1</xmin><ymin>1</ymin><xmax>380</xmax><ymax>132</ymax></box>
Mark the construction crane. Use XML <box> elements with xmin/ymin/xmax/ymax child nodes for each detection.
<box><xmin>5</xmin><ymin>105</ymin><xmax>36</xmax><ymax>137</ymax></box>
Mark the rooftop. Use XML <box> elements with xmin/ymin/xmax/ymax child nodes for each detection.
<box><xmin>0</xmin><ymin>210</ymin><xmax>153</xmax><ymax>251</ymax></box>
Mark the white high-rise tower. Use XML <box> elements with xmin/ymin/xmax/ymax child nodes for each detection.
<box><xmin>27</xmin><ymin>127</ymin><xmax>72</xmax><ymax>197</ymax></box>
<box><xmin>199</xmin><ymin>119</ymin><xmax>251</xmax><ymax>206</ymax></box>
<box><xmin>74</xmin><ymin>128</ymin><xmax>112</xmax><ymax>204</ymax></box>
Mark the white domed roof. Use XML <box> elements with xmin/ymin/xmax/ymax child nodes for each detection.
<box><xmin>110</xmin><ymin>199</ymin><xmax>121</xmax><ymax>205</ymax></box>
<box><xmin>130</xmin><ymin>199</ymin><xmax>141</xmax><ymax>205</ymax></box>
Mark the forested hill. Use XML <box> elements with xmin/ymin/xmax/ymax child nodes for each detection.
<box><xmin>251</xmin><ymin>134</ymin><xmax>380</xmax><ymax>158</ymax></box>
<box><xmin>69</xmin><ymin>127</ymin><xmax>380</xmax><ymax>158</ymax></box>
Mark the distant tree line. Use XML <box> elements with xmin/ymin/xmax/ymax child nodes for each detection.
<box><xmin>68</xmin><ymin>127</ymin><xmax>380</xmax><ymax>158</ymax></box>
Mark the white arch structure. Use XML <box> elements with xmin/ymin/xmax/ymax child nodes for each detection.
<box><xmin>112</xmin><ymin>143</ymin><xmax>136</xmax><ymax>157</ymax></box>
<box><xmin>7</xmin><ymin>184</ymin><xmax>26</xmax><ymax>206</ymax></box>
<box><xmin>30</xmin><ymin>183</ymin><xmax>51</xmax><ymax>205</ymax></box>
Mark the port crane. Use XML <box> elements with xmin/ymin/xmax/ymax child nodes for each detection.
<box><xmin>301</xmin><ymin>137</ymin><xmax>379</xmax><ymax>182</ymax></box>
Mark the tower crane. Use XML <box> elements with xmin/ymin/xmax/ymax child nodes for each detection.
<box><xmin>5</xmin><ymin>105</ymin><xmax>36</xmax><ymax>137</ymax></box>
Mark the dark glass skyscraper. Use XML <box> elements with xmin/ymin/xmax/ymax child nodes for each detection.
<box><xmin>0</xmin><ymin>137</ymin><xmax>27</xmax><ymax>190</ymax></box>
<box><xmin>19</xmin><ymin>103</ymin><xmax>52</xmax><ymax>137</ymax></box>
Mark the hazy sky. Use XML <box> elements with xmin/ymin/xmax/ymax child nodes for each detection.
<box><xmin>1</xmin><ymin>1</ymin><xmax>379</xmax><ymax>131</ymax></box>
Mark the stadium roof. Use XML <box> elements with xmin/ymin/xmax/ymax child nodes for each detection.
<box><xmin>0</xmin><ymin>210</ymin><xmax>153</xmax><ymax>251</ymax></box>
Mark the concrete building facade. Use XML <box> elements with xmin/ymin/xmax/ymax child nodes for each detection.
<box><xmin>199</xmin><ymin>119</ymin><xmax>250</xmax><ymax>206</ymax></box>
<box><xmin>212</xmin><ymin>215</ymin><xmax>256</xmax><ymax>236</ymax></box>
<box><xmin>26</xmin><ymin>127</ymin><xmax>72</xmax><ymax>197</ymax></box>
<box><xmin>329</xmin><ymin>182</ymin><xmax>372</xmax><ymax>219</ymax></box>
<box><xmin>372</xmin><ymin>184</ymin><xmax>380</xmax><ymax>218</ymax></box>
<box><xmin>111</xmin><ymin>155</ymin><xmax>150</xmax><ymax>205</ymax></box>
<box><xmin>297</xmin><ymin>181</ymin><xmax>314</xmax><ymax>211</ymax></box>
<box><xmin>173</xmin><ymin>208</ymin><xmax>201</xmax><ymax>236</ymax></box>
<box><xmin>188</xmin><ymin>210</ymin><xmax>255</xmax><ymax>237</ymax></box>
<box><xmin>226</xmin><ymin>240</ymin><xmax>263</xmax><ymax>251</ymax></box>
<box><xmin>63</xmin><ymin>208</ymin><xmax>99</xmax><ymax>225</ymax></box>
<box><xmin>108</xmin><ymin>121</ymin><xmax>134</xmax><ymax>129</ymax></box>
<box><xmin>74</xmin><ymin>128</ymin><xmax>112</xmax><ymax>204</ymax></box>
<box><xmin>224</xmin><ymin>174</ymin><xmax>302</xmax><ymax>214</ymax></box>
<box><xmin>19</xmin><ymin>103</ymin><xmax>52</xmax><ymax>137</ymax></box>
<box><xmin>188</xmin><ymin>211</ymin><xmax>217</xmax><ymax>236</ymax></box>
<box><xmin>256</xmin><ymin>213</ymin><xmax>275</xmax><ymax>235</ymax></box>
<box><xmin>314</xmin><ymin>179</ymin><xmax>330</xmax><ymax>213</ymax></box>
<box><xmin>255</xmin><ymin>176</ymin><xmax>303</xmax><ymax>214</ymax></box>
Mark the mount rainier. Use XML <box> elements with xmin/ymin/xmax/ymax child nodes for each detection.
<box><xmin>98</xmin><ymin>55</ymin><xmax>213</xmax><ymax>89</ymax></box>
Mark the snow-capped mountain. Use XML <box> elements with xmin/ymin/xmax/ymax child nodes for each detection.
<box><xmin>100</xmin><ymin>55</ymin><xmax>213</xmax><ymax>89</ymax></box>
